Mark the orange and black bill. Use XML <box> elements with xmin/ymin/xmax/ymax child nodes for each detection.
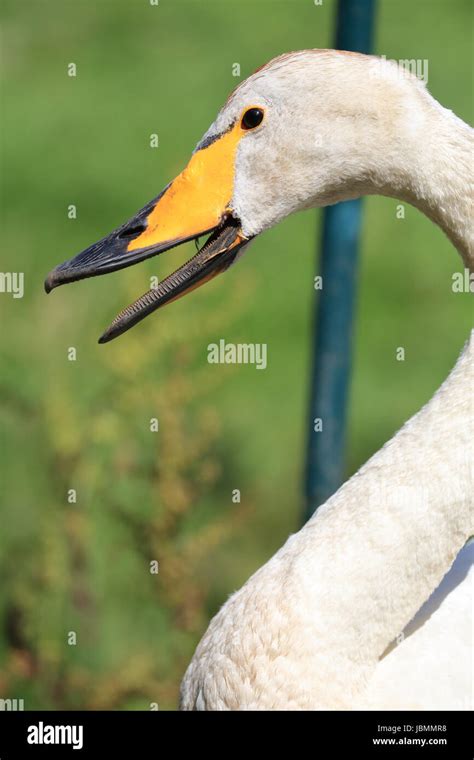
<box><xmin>44</xmin><ymin>120</ymin><xmax>253</xmax><ymax>343</ymax></box>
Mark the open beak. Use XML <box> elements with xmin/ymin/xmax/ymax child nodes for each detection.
<box><xmin>44</xmin><ymin>122</ymin><xmax>252</xmax><ymax>343</ymax></box>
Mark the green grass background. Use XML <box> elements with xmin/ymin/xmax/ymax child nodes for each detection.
<box><xmin>0</xmin><ymin>0</ymin><xmax>472</xmax><ymax>708</ymax></box>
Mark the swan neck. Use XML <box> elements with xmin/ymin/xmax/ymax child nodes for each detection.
<box><xmin>299</xmin><ymin>335</ymin><xmax>473</xmax><ymax>676</ymax></box>
<box><xmin>388</xmin><ymin>100</ymin><xmax>473</xmax><ymax>269</ymax></box>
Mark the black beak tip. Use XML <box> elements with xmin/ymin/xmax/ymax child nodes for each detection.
<box><xmin>44</xmin><ymin>265</ymin><xmax>68</xmax><ymax>293</ymax></box>
<box><xmin>98</xmin><ymin>327</ymin><xmax>115</xmax><ymax>345</ymax></box>
<box><xmin>44</xmin><ymin>272</ymin><xmax>55</xmax><ymax>294</ymax></box>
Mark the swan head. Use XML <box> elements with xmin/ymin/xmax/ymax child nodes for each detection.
<box><xmin>45</xmin><ymin>50</ymin><xmax>425</xmax><ymax>342</ymax></box>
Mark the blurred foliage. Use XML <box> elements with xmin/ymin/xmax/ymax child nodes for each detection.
<box><xmin>0</xmin><ymin>282</ymin><xmax>253</xmax><ymax>709</ymax></box>
<box><xmin>0</xmin><ymin>0</ymin><xmax>472</xmax><ymax>708</ymax></box>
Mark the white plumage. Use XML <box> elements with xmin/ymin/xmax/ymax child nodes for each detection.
<box><xmin>357</xmin><ymin>542</ymin><xmax>473</xmax><ymax>710</ymax></box>
<box><xmin>179</xmin><ymin>50</ymin><xmax>473</xmax><ymax>710</ymax></box>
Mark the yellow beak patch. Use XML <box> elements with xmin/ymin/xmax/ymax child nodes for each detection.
<box><xmin>127</xmin><ymin>121</ymin><xmax>242</xmax><ymax>252</ymax></box>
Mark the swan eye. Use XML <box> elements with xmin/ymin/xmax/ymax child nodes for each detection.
<box><xmin>241</xmin><ymin>107</ymin><xmax>264</xmax><ymax>130</ymax></box>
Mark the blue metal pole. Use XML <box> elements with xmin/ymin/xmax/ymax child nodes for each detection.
<box><xmin>303</xmin><ymin>0</ymin><xmax>376</xmax><ymax>522</ymax></box>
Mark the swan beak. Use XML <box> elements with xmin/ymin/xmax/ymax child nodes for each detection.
<box><xmin>44</xmin><ymin>124</ymin><xmax>251</xmax><ymax>343</ymax></box>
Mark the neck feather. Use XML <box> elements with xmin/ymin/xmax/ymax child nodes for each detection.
<box><xmin>279</xmin><ymin>335</ymin><xmax>473</xmax><ymax>706</ymax></box>
<box><xmin>300</xmin><ymin>85</ymin><xmax>474</xmax><ymax>700</ymax></box>
<box><xmin>300</xmin><ymin>86</ymin><xmax>474</xmax><ymax>696</ymax></box>
<box><xmin>379</xmin><ymin>90</ymin><xmax>473</xmax><ymax>269</ymax></box>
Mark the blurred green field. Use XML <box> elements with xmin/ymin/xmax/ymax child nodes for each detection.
<box><xmin>0</xmin><ymin>0</ymin><xmax>472</xmax><ymax>709</ymax></box>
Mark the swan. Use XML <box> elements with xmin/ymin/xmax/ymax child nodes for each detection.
<box><xmin>45</xmin><ymin>50</ymin><xmax>473</xmax><ymax>710</ymax></box>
